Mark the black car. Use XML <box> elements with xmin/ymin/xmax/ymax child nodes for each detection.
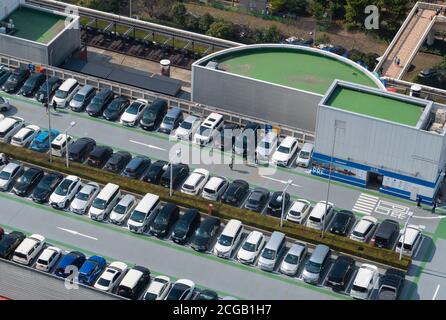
<box><xmin>215</xmin><ymin>123</ymin><xmax>241</xmax><ymax>151</ymax></box>
<box><xmin>326</xmin><ymin>256</ymin><xmax>355</xmax><ymax>291</ymax></box>
<box><xmin>372</xmin><ymin>219</ymin><xmax>400</xmax><ymax>249</ymax></box>
<box><xmin>160</xmin><ymin>163</ymin><xmax>190</xmax><ymax>189</ymax></box>
<box><xmin>0</xmin><ymin>231</ymin><xmax>26</xmax><ymax>259</ymax></box>
<box><xmin>116</xmin><ymin>266</ymin><xmax>151</xmax><ymax>300</ymax></box>
<box><xmin>68</xmin><ymin>137</ymin><xmax>96</xmax><ymax>163</ymax></box>
<box><xmin>12</xmin><ymin>167</ymin><xmax>44</xmax><ymax>197</ymax></box>
<box><xmin>87</xmin><ymin>145</ymin><xmax>113</xmax><ymax>168</ymax></box>
<box><xmin>244</xmin><ymin>187</ymin><xmax>270</xmax><ymax>212</ymax></box>
<box><xmin>102</xmin><ymin>96</ymin><xmax>130</xmax><ymax>121</ymax></box>
<box><xmin>191</xmin><ymin>216</ymin><xmax>221</xmax><ymax>252</ymax></box>
<box><xmin>2</xmin><ymin>68</ymin><xmax>30</xmax><ymax>93</ymax></box>
<box><xmin>377</xmin><ymin>269</ymin><xmax>405</xmax><ymax>300</ymax></box>
<box><xmin>329</xmin><ymin>210</ymin><xmax>355</xmax><ymax>236</ymax></box>
<box><xmin>221</xmin><ymin>179</ymin><xmax>249</xmax><ymax>207</ymax></box>
<box><xmin>140</xmin><ymin>98</ymin><xmax>168</xmax><ymax>130</ymax></box>
<box><xmin>19</xmin><ymin>72</ymin><xmax>46</xmax><ymax>97</ymax></box>
<box><xmin>35</xmin><ymin>77</ymin><xmax>62</xmax><ymax>103</ymax></box>
<box><xmin>171</xmin><ymin>209</ymin><xmax>201</xmax><ymax>244</ymax></box>
<box><xmin>150</xmin><ymin>203</ymin><xmax>180</xmax><ymax>237</ymax></box>
<box><xmin>31</xmin><ymin>172</ymin><xmax>63</xmax><ymax>203</ymax></box>
<box><xmin>143</xmin><ymin>160</ymin><xmax>168</xmax><ymax>184</ymax></box>
<box><xmin>0</xmin><ymin>69</ymin><xmax>12</xmax><ymax>87</ymax></box>
<box><xmin>104</xmin><ymin>151</ymin><xmax>132</xmax><ymax>174</ymax></box>
<box><xmin>195</xmin><ymin>289</ymin><xmax>219</xmax><ymax>300</ymax></box>
<box><xmin>86</xmin><ymin>89</ymin><xmax>114</xmax><ymax>117</ymax></box>
<box><xmin>267</xmin><ymin>191</ymin><xmax>291</xmax><ymax>217</ymax></box>
<box><xmin>122</xmin><ymin>156</ymin><xmax>151</xmax><ymax>179</ymax></box>
<box><xmin>234</xmin><ymin>122</ymin><xmax>261</xmax><ymax>158</ymax></box>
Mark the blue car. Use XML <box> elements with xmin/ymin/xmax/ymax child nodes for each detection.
<box><xmin>54</xmin><ymin>251</ymin><xmax>86</xmax><ymax>278</ymax></box>
<box><xmin>30</xmin><ymin>129</ymin><xmax>60</xmax><ymax>152</ymax></box>
<box><xmin>78</xmin><ymin>255</ymin><xmax>107</xmax><ymax>286</ymax></box>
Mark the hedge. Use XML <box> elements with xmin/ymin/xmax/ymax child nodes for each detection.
<box><xmin>0</xmin><ymin>143</ymin><xmax>411</xmax><ymax>270</ymax></box>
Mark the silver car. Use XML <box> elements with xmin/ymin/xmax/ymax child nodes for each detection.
<box><xmin>0</xmin><ymin>162</ymin><xmax>23</xmax><ymax>191</ymax></box>
<box><xmin>280</xmin><ymin>242</ymin><xmax>307</xmax><ymax>276</ymax></box>
<box><xmin>109</xmin><ymin>194</ymin><xmax>137</xmax><ymax>224</ymax></box>
<box><xmin>0</xmin><ymin>96</ymin><xmax>10</xmax><ymax>112</ymax></box>
<box><xmin>70</xmin><ymin>182</ymin><xmax>100</xmax><ymax>215</ymax></box>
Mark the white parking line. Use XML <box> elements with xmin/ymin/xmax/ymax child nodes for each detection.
<box><xmin>352</xmin><ymin>193</ymin><xmax>379</xmax><ymax>215</ymax></box>
<box><xmin>260</xmin><ymin>175</ymin><xmax>302</xmax><ymax>187</ymax></box>
<box><xmin>129</xmin><ymin>140</ymin><xmax>167</xmax><ymax>151</ymax></box>
<box><xmin>433</xmin><ymin>284</ymin><xmax>440</xmax><ymax>300</ymax></box>
<box><xmin>57</xmin><ymin>227</ymin><xmax>98</xmax><ymax>241</ymax></box>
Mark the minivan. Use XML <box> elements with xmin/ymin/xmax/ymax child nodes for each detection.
<box><xmin>171</xmin><ymin>208</ymin><xmax>201</xmax><ymax>244</ymax></box>
<box><xmin>140</xmin><ymin>98</ymin><xmax>168</xmax><ymax>130</ymax></box>
<box><xmin>295</xmin><ymin>142</ymin><xmax>314</xmax><ymax>168</ymax></box>
<box><xmin>396</xmin><ymin>225</ymin><xmax>422</xmax><ymax>257</ymax></box>
<box><xmin>372</xmin><ymin>219</ymin><xmax>400</xmax><ymax>249</ymax></box>
<box><xmin>52</xmin><ymin>78</ymin><xmax>79</xmax><ymax>108</ymax></box>
<box><xmin>116</xmin><ymin>266</ymin><xmax>151</xmax><ymax>300</ymax></box>
<box><xmin>51</xmin><ymin>134</ymin><xmax>74</xmax><ymax>157</ymax></box>
<box><xmin>213</xmin><ymin>219</ymin><xmax>243</xmax><ymax>259</ymax></box>
<box><xmin>302</xmin><ymin>244</ymin><xmax>331</xmax><ymax>284</ymax></box>
<box><xmin>88</xmin><ymin>183</ymin><xmax>121</xmax><ymax>221</ymax></box>
<box><xmin>193</xmin><ymin>112</ymin><xmax>224</xmax><ymax>145</ymax></box>
<box><xmin>257</xmin><ymin>231</ymin><xmax>286</xmax><ymax>272</ymax></box>
<box><xmin>305</xmin><ymin>201</ymin><xmax>334</xmax><ymax>230</ymax></box>
<box><xmin>159</xmin><ymin>107</ymin><xmax>183</xmax><ymax>134</ymax></box>
<box><xmin>12</xmin><ymin>234</ymin><xmax>45</xmax><ymax>265</ymax></box>
<box><xmin>150</xmin><ymin>203</ymin><xmax>180</xmax><ymax>237</ymax></box>
<box><xmin>127</xmin><ymin>193</ymin><xmax>160</xmax><ymax>233</ymax></box>
<box><xmin>0</xmin><ymin>116</ymin><xmax>24</xmax><ymax>143</ymax></box>
<box><xmin>87</xmin><ymin>146</ymin><xmax>113</xmax><ymax>168</ymax></box>
<box><xmin>69</xmin><ymin>85</ymin><xmax>96</xmax><ymax>112</ymax></box>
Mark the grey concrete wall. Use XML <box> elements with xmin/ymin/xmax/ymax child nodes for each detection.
<box><xmin>48</xmin><ymin>22</ymin><xmax>81</xmax><ymax>66</ymax></box>
<box><xmin>192</xmin><ymin>65</ymin><xmax>322</xmax><ymax>131</ymax></box>
<box><xmin>0</xmin><ymin>34</ymin><xmax>48</xmax><ymax>64</ymax></box>
<box><xmin>0</xmin><ymin>0</ymin><xmax>22</xmax><ymax>20</ymax></box>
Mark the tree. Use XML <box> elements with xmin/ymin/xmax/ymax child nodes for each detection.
<box><xmin>286</xmin><ymin>0</ymin><xmax>309</xmax><ymax>15</ymax></box>
<box><xmin>378</xmin><ymin>0</ymin><xmax>409</xmax><ymax>35</ymax></box>
<box><xmin>87</xmin><ymin>0</ymin><xmax>120</xmax><ymax>13</ymax></box>
<box><xmin>198</xmin><ymin>13</ymin><xmax>214</xmax><ymax>32</ymax></box>
<box><xmin>345</xmin><ymin>0</ymin><xmax>377</xmax><ymax>28</ymax></box>
<box><xmin>263</xmin><ymin>25</ymin><xmax>283</xmax><ymax>43</ymax></box>
<box><xmin>170</xmin><ymin>2</ymin><xmax>187</xmax><ymax>26</ymax></box>
<box><xmin>206</xmin><ymin>21</ymin><xmax>237</xmax><ymax>41</ymax></box>
<box><xmin>270</xmin><ymin>0</ymin><xmax>287</xmax><ymax>14</ymax></box>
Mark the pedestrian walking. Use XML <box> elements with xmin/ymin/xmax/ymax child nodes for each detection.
<box><xmin>415</xmin><ymin>8</ymin><xmax>419</xmax><ymax>17</ymax></box>
<box><xmin>396</xmin><ymin>58</ymin><xmax>401</xmax><ymax>66</ymax></box>
<box><xmin>229</xmin><ymin>153</ymin><xmax>234</xmax><ymax>170</ymax></box>
<box><xmin>43</xmin><ymin>101</ymin><xmax>49</xmax><ymax>114</ymax></box>
<box><xmin>417</xmin><ymin>195</ymin><xmax>422</xmax><ymax>207</ymax></box>
<box><xmin>432</xmin><ymin>199</ymin><xmax>437</xmax><ymax>213</ymax></box>
<box><xmin>52</xmin><ymin>100</ymin><xmax>57</xmax><ymax>111</ymax></box>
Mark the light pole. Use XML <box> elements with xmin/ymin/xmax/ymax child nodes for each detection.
<box><xmin>280</xmin><ymin>179</ymin><xmax>293</xmax><ymax>228</ymax></box>
<box><xmin>129</xmin><ymin>0</ymin><xmax>132</xmax><ymax>18</ymax></box>
<box><xmin>323</xmin><ymin>124</ymin><xmax>338</xmax><ymax>238</ymax></box>
<box><xmin>64</xmin><ymin>121</ymin><xmax>76</xmax><ymax>168</ymax></box>
<box><xmin>170</xmin><ymin>149</ymin><xmax>181</xmax><ymax>197</ymax></box>
<box><xmin>46</xmin><ymin>48</ymin><xmax>54</xmax><ymax>163</ymax></box>
<box><xmin>399</xmin><ymin>211</ymin><xmax>414</xmax><ymax>261</ymax></box>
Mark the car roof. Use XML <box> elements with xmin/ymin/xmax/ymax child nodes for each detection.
<box><xmin>289</xmin><ymin>199</ymin><xmax>310</xmax><ymax>212</ymax></box>
<box><xmin>90</xmin><ymin>145</ymin><xmax>112</xmax><ymax>156</ymax></box>
<box><xmin>245</xmin><ymin>230</ymin><xmax>263</xmax><ymax>244</ymax></box>
<box><xmin>183</xmin><ymin>115</ymin><xmax>199</xmax><ymax>123</ymax></box>
<box><xmin>201</xmin><ymin>216</ymin><xmax>220</xmax><ymax>229</ymax></box>
<box><xmin>39</xmin><ymin>247</ymin><xmax>59</xmax><ymax>260</ymax></box>
<box><xmin>287</xmin><ymin>242</ymin><xmax>306</xmax><ymax>256</ymax></box>
<box><xmin>279</xmin><ymin>136</ymin><xmax>298</xmax><ymax>147</ymax></box>
<box><xmin>3</xmin><ymin>162</ymin><xmax>20</xmax><ymax>173</ymax></box>
<box><xmin>354</xmin><ymin>216</ymin><xmax>377</xmax><ymax>233</ymax></box>
<box><xmin>76</xmin><ymin>84</ymin><xmax>94</xmax><ymax>95</ymax></box>
<box><xmin>205</xmin><ymin>176</ymin><xmax>226</xmax><ymax>190</ymax></box>
<box><xmin>166</xmin><ymin>107</ymin><xmax>181</xmax><ymax>117</ymax></box>
<box><xmin>120</xmin><ymin>268</ymin><xmax>144</xmax><ymax>288</ymax></box>
<box><xmin>117</xmin><ymin>194</ymin><xmax>136</xmax><ymax>206</ymax></box>
<box><xmin>185</xmin><ymin>169</ymin><xmax>208</xmax><ymax>185</ymax></box>
<box><xmin>0</xmin><ymin>117</ymin><xmax>22</xmax><ymax>131</ymax></box>
<box><xmin>109</xmin><ymin>261</ymin><xmax>128</xmax><ymax>271</ymax></box>
<box><xmin>400</xmin><ymin>225</ymin><xmax>421</xmax><ymax>244</ymax></box>
<box><xmin>354</xmin><ymin>264</ymin><xmax>377</xmax><ymax>287</ymax></box>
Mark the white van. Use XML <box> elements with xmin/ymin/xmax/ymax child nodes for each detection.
<box><xmin>213</xmin><ymin>219</ymin><xmax>243</xmax><ymax>259</ymax></box>
<box><xmin>127</xmin><ymin>193</ymin><xmax>160</xmax><ymax>233</ymax></box>
<box><xmin>305</xmin><ymin>201</ymin><xmax>334</xmax><ymax>230</ymax></box>
<box><xmin>12</xmin><ymin>234</ymin><xmax>46</xmax><ymax>265</ymax></box>
<box><xmin>193</xmin><ymin>113</ymin><xmax>224</xmax><ymax>145</ymax></box>
<box><xmin>51</xmin><ymin>133</ymin><xmax>74</xmax><ymax>157</ymax></box>
<box><xmin>396</xmin><ymin>225</ymin><xmax>422</xmax><ymax>257</ymax></box>
<box><xmin>89</xmin><ymin>183</ymin><xmax>121</xmax><ymax>221</ymax></box>
<box><xmin>295</xmin><ymin>142</ymin><xmax>314</xmax><ymax>168</ymax></box>
<box><xmin>350</xmin><ymin>264</ymin><xmax>379</xmax><ymax>300</ymax></box>
<box><xmin>0</xmin><ymin>116</ymin><xmax>24</xmax><ymax>143</ymax></box>
<box><xmin>52</xmin><ymin>78</ymin><xmax>79</xmax><ymax>108</ymax></box>
<box><xmin>11</xmin><ymin>125</ymin><xmax>40</xmax><ymax>147</ymax></box>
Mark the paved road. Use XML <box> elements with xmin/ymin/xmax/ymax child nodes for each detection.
<box><xmin>1</xmin><ymin>92</ymin><xmax>441</xmax><ymax>235</ymax></box>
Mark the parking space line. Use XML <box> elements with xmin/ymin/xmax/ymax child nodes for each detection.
<box><xmin>432</xmin><ymin>284</ymin><xmax>440</xmax><ymax>300</ymax></box>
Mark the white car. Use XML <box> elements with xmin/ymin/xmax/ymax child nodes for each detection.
<box><xmin>0</xmin><ymin>162</ymin><xmax>23</xmax><ymax>191</ymax></box>
<box><xmin>143</xmin><ymin>275</ymin><xmax>172</xmax><ymax>300</ymax></box>
<box><xmin>94</xmin><ymin>261</ymin><xmax>129</xmax><ymax>292</ymax></box>
<box><xmin>35</xmin><ymin>246</ymin><xmax>62</xmax><ymax>272</ymax></box>
<box><xmin>201</xmin><ymin>176</ymin><xmax>229</xmax><ymax>201</ymax></box>
<box><xmin>256</xmin><ymin>132</ymin><xmax>278</xmax><ymax>164</ymax></box>
<box><xmin>120</xmin><ymin>99</ymin><xmax>147</xmax><ymax>126</ymax></box>
<box><xmin>350</xmin><ymin>263</ymin><xmax>379</xmax><ymax>300</ymax></box>
<box><xmin>236</xmin><ymin>231</ymin><xmax>265</xmax><ymax>264</ymax></box>
<box><xmin>180</xmin><ymin>168</ymin><xmax>209</xmax><ymax>196</ymax></box>
<box><xmin>396</xmin><ymin>224</ymin><xmax>422</xmax><ymax>257</ymax></box>
<box><xmin>69</xmin><ymin>182</ymin><xmax>100</xmax><ymax>215</ymax></box>
<box><xmin>349</xmin><ymin>216</ymin><xmax>378</xmax><ymax>243</ymax></box>
<box><xmin>10</xmin><ymin>125</ymin><xmax>40</xmax><ymax>147</ymax></box>
<box><xmin>165</xmin><ymin>279</ymin><xmax>195</xmax><ymax>300</ymax></box>
<box><xmin>272</xmin><ymin>136</ymin><xmax>299</xmax><ymax>167</ymax></box>
<box><xmin>49</xmin><ymin>175</ymin><xmax>82</xmax><ymax>209</ymax></box>
<box><xmin>286</xmin><ymin>199</ymin><xmax>311</xmax><ymax>224</ymax></box>
<box><xmin>109</xmin><ymin>194</ymin><xmax>137</xmax><ymax>225</ymax></box>
<box><xmin>280</xmin><ymin>242</ymin><xmax>307</xmax><ymax>276</ymax></box>
<box><xmin>12</xmin><ymin>234</ymin><xmax>46</xmax><ymax>265</ymax></box>
<box><xmin>174</xmin><ymin>115</ymin><xmax>200</xmax><ymax>141</ymax></box>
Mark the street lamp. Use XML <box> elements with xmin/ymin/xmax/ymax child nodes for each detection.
<box><xmin>323</xmin><ymin>124</ymin><xmax>338</xmax><ymax>238</ymax></box>
<box><xmin>280</xmin><ymin>179</ymin><xmax>293</xmax><ymax>228</ymax></box>
<box><xmin>46</xmin><ymin>48</ymin><xmax>54</xmax><ymax>163</ymax></box>
<box><xmin>129</xmin><ymin>0</ymin><xmax>132</xmax><ymax>18</ymax></box>
<box><xmin>64</xmin><ymin>121</ymin><xmax>76</xmax><ymax>168</ymax></box>
<box><xmin>170</xmin><ymin>149</ymin><xmax>181</xmax><ymax>197</ymax></box>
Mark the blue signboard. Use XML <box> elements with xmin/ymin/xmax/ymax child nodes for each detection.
<box><xmin>265</xmin><ymin>124</ymin><xmax>272</xmax><ymax>134</ymax></box>
<box><xmin>28</xmin><ymin>64</ymin><xmax>35</xmax><ymax>72</ymax></box>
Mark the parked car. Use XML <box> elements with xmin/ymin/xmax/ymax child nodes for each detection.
<box><xmin>171</xmin><ymin>208</ymin><xmax>201</xmax><ymax>244</ymax></box>
<box><xmin>190</xmin><ymin>216</ymin><xmax>221</xmax><ymax>252</ymax></box>
<box><xmin>0</xmin><ymin>162</ymin><xmax>23</xmax><ymax>191</ymax></box>
<box><xmin>305</xmin><ymin>201</ymin><xmax>334</xmax><ymax>231</ymax></box>
<box><xmin>48</xmin><ymin>175</ymin><xmax>82</xmax><ymax>209</ymax></box>
<box><xmin>180</xmin><ymin>168</ymin><xmax>209</xmax><ymax>196</ymax></box>
<box><xmin>86</xmin><ymin>88</ymin><xmax>113</xmax><ymax>117</ymax></box>
<box><xmin>122</xmin><ymin>155</ymin><xmax>151</xmax><ymax>179</ymax></box>
<box><xmin>350</xmin><ymin>263</ymin><xmax>379</xmax><ymax>300</ymax></box>
<box><xmin>160</xmin><ymin>163</ymin><xmax>190</xmax><ymax>189</ymax></box>
<box><xmin>234</xmin><ymin>122</ymin><xmax>261</xmax><ymax>158</ymax></box>
<box><xmin>52</xmin><ymin>78</ymin><xmax>79</xmax><ymax>108</ymax></box>
<box><xmin>159</xmin><ymin>107</ymin><xmax>183</xmax><ymax>134</ymax></box>
<box><xmin>349</xmin><ymin>216</ymin><xmax>378</xmax><ymax>243</ymax></box>
<box><xmin>257</xmin><ymin>231</ymin><xmax>286</xmax><ymax>272</ymax></box>
<box><xmin>267</xmin><ymin>191</ymin><xmax>291</xmax><ymax>217</ymax></box>
<box><xmin>70</xmin><ymin>182</ymin><xmax>100</xmax><ymax>215</ymax></box>
<box><xmin>396</xmin><ymin>225</ymin><xmax>422</xmax><ymax>257</ymax></box>
<box><xmin>35</xmin><ymin>77</ymin><xmax>62</xmax><ymax>103</ymax></box>
<box><xmin>213</xmin><ymin>219</ymin><xmax>243</xmax><ymax>259</ymax></box>
<box><xmin>12</xmin><ymin>167</ymin><xmax>44</xmax><ymax>197</ymax></box>
<box><xmin>0</xmin><ymin>69</ymin><xmax>12</xmax><ymax>88</ymax></box>
<box><xmin>195</xmin><ymin>289</ymin><xmax>219</xmax><ymax>300</ymax></box>
<box><xmin>302</xmin><ymin>244</ymin><xmax>331</xmax><ymax>285</ymax></box>
<box><xmin>19</xmin><ymin>72</ymin><xmax>45</xmax><ymax>97</ymax></box>
<box><xmin>87</xmin><ymin>146</ymin><xmax>113</xmax><ymax>168</ymax></box>
<box><xmin>221</xmin><ymin>179</ymin><xmax>249</xmax><ymax>207</ymax></box>
<box><xmin>286</xmin><ymin>199</ymin><xmax>311</xmax><ymax>224</ymax></box>
<box><xmin>94</xmin><ymin>261</ymin><xmax>129</xmax><ymax>292</ymax></box>
<box><xmin>143</xmin><ymin>275</ymin><xmax>171</xmax><ymax>300</ymax></box>
<box><xmin>0</xmin><ymin>96</ymin><xmax>10</xmax><ymax>112</ymax></box>
<box><xmin>2</xmin><ymin>68</ymin><xmax>30</xmax><ymax>93</ymax></box>
<box><xmin>88</xmin><ymin>183</ymin><xmax>121</xmax><ymax>221</ymax></box>
<box><xmin>10</xmin><ymin>125</ymin><xmax>40</xmax><ymax>148</ymax></box>
<box><xmin>256</xmin><ymin>132</ymin><xmax>278</xmax><ymax>164</ymax></box>
<box><xmin>236</xmin><ymin>230</ymin><xmax>265</xmax><ymax>264</ymax></box>
<box><xmin>193</xmin><ymin>113</ymin><xmax>224</xmax><ymax>146</ymax></box>
<box><xmin>214</xmin><ymin>123</ymin><xmax>240</xmax><ymax>151</ymax></box>
<box><xmin>143</xmin><ymin>160</ymin><xmax>168</xmax><ymax>184</ymax></box>
<box><xmin>0</xmin><ymin>231</ymin><xmax>26</xmax><ymax>259</ymax></box>
<box><xmin>272</xmin><ymin>136</ymin><xmax>299</xmax><ymax>167</ymax></box>
<box><xmin>29</xmin><ymin>129</ymin><xmax>60</xmax><ymax>153</ymax></box>
<box><xmin>326</xmin><ymin>256</ymin><xmax>355</xmax><ymax>291</ymax></box>
<box><xmin>54</xmin><ymin>251</ymin><xmax>86</xmax><ymax>278</ymax></box>
<box><xmin>116</xmin><ymin>266</ymin><xmax>151</xmax><ymax>299</ymax></box>
<box><xmin>372</xmin><ymin>219</ymin><xmax>400</xmax><ymax>249</ymax></box>
<box><xmin>78</xmin><ymin>255</ymin><xmax>107</xmax><ymax>286</ymax></box>
<box><xmin>35</xmin><ymin>246</ymin><xmax>61</xmax><ymax>272</ymax></box>
<box><xmin>150</xmin><ymin>203</ymin><xmax>180</xmax><ymax>237</ymax></box>
<box><xmin>69</xmin><ymin>85</ymin><xmax>96</xmax><ymax>112</ymax></box>
<box><xmin>127</xmin><ymin>193</ymin><xmax>160</xmax><ymax>233</ymax></box>
<box><xmin>102</xmin><ymin>96</ymin><xmax>130</xmax><ymax>121</ymax></box>
<box><xmin>244</xmin><ymin>187</ymin><xmax>269</xmax><ymax>212</ymax></box>
<box><xmin>140</xmin><ymin>98</ymin><xmax>167</xmax><ymax>130</ymax></box>
<box><xmin>165</xmin><ymin>279</ymin><xmax>195</xmax><ymax>300</ymax></box>
<box><xmin>109</xmin><ymin>194</ymin><xmax>137</xmax><ymax>225</ymax></box>
<box><xmin>174</xmin><ymin>115</ymin><xmax>200</xmax><ymax>141</ymax></box>
<box><xmin>68</xmin><ymin>137</ymin><xmax>96</xmax><ymax>163</ymax></box>
<box><xmin>295</xmin><ymin>143</ymin><xmax>314</xmax><ymax>168</ymax></box>
<box><xmin>280</xmin><ymin>242</ymin><xmax>307</xmax><ymax>276</ymax></box>
<box><xmin>0</xmin><ymin>116</ymin><xmax>25</xmax><ymax>143</ymax></box>
<box><xmin>201</xmin><ymin>176</ymin><xmax>229</xmax><ymax>201</ymax></box>
<box><xmin>329</xmin><ymin>210</ymin><xmax>355</xmax><ymax>236</ymax></box>
<box><xmin>377</xmin><ymin>269</ymin><xmax>405</xmax><ymax>300</ymax></box>
<box><xmin>11</xmin><ymin>234</ymin><xmax>45</xmax><ymax>266</ymax></box>
<box><xmin>31</xmin><ymin>172</ymin><xmax>63</xmax><ymax>203</ymax></box>
<box><xmin>120</xmin><ymin>99</ymin><xmax>147</xmax><ymax>126</ymax></box>
<box><xmin>104</xmin><ymin>151</ymin><xmax>132</xmax><ymax>174</ymax></box>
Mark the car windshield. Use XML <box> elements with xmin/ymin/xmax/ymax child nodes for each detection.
<box><xmin>277</xmin><ymin>146</ymin><xmax>290</xmax><ymax>154</ymax></box>
<box><xmin>76</xmin><ymin>191</ymin><xmax>90</xmax><ymax>201</ymax></box>
<box><xmin>198</xmin><ymin>126</ymin><xmax>211</xmax><ymax>136</ymax></box>
<box><xmin>143</xmin><ymin>109</ymin><xmax>156</xmax><ymax>121</ymax></box>
<box><xmin>91</xmin><ymin>96</ymin><xmax>104</xmax><ymax>105</ymax></box>
<box><xmin>55</xmin><ymin>89</ymin><xmax>68</xmax><ymax>99</ymax></box>
<box><xmin>154</xmin><ymin>213</ymin><xmax>168</xmax><ymax>225</ymax></box>
<box><xmin>180</xmin><ymin>121</ymin><xmax>192</xmax><ymax>130</ymax></box>
<box><xmin>97</xmin><ymin>278</ymin><xmax>111</xmax><ymax>287</ymax></box>
<box><xmin>175</xmin><ymin>221</ymin><xmax>189</xmax><ymax>233</ymax></box>
<box><xmin>261</xmin><ymin>248</ymin><xmax>276</xmax><ymax>260</ymax></box>
<box><xmin>144</xmin><ymin>292</ymin><xmax>157</xmax><ymax>300</ymax></box>
<box><xmin>352</xmin><ymin>285</ymin><xmax>367</xmax><ymax>293</ymax></box>
<box><xmin>248</xmin><ymin>196</ymin><xmax>260</xmax><ymax>206</ymax></box>
<box><xmin>54</xmin><ymin>179</ymin><xmax>72</xmax><ymax>196</ymax></box>
<box><xmin>284</xmin><ymin>253</ymin><xmax>299</xmax><ymax>265</ymax></box>
<box><xmin>72</xmin><ymin>93</ymin><xmax>85</xmax><ymax>102</ymax></box>
<box><xmin>131</xmin><ymin>210</ymin><xmax>146</xmax><ymax>223</ymax></box>
<box><xmin>37</xmin><ymin>259</ymin><xmax>48</xmax><ymax>266</ymax></box>
<box><xmin>18</xmin><ymin>172</ymin><xmax>33</xmax><ymax>184</ymax></box>
<box><xmin>108</xmin><ymin>100</ymin><xmax>123</xmax><ymax>111</ymax></box>
<box><xmin>242</xmin><ymin>241</ymin><xmax>256</xmax><ymax>252</ymax></box>
<box><xmin>127</xmin><ymin>103</ymin><xmax>141</xmax><ymax>115</ymax></box>
<box><xmin>166</xmin><ymin>285</ymin><xmax>188</xmax><ymax>300</ymax></box>
<box><xmin>163</xmin><ymin>116</ymin><xmax>175</xmax><ymax>125</ymax></box>
<box><xmin>92</xmin><ymin>198</ymin><xmax>107</xmax><ymax>210</ymax></box>
<box><xmin>195</xmin><ymin>227</ymin><xmax>210</xmax><ymax>238</ymax></box>
<box><xmin>218</xmin><ymin>234</ymin><xmax>233</xmax><ymax>246</ymax></box>
<box><xmin>305</xmin><ymin>260</ymin><xmax>321</xmax><ymax>274</ymax></box>
<box><xmin>9</xmin><ymin>75</ymin><xmax>19</xmax><ymax>83</ymax></box>
<box><xmin>0</xmin><ymin>171</ymin><xmax>10</xmax><ymax>180</ymax></box>
<box><xmin>113</xmin><ymin>204</ymin><xmax>127</xmax><ymax>215</ymax></box>
<box><xmin>299</xmin><ymin>151</ymin><xmax>310</xmax><ymax>159</ymax></box>
<box><xmin>259</xmin><ymin>140</ymin><xmax>271</xmax><ymax>149</ymax></box>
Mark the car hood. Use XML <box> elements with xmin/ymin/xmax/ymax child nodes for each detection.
<box><xmin>109</xmin><ymin>211</ymin><xmax>125</xmax><ymax>222</ymax></box>
<box><xmin>70</xmin><ymin>198</ymin><xmax>88</xmax><ymax>210</ymax></box>
<box><xmin>13</xmin><ymin>182</ymin><xmax>28</xmax><ymax>191</ymax></box>
<box><xmin>273</xmin><ymin>152</ymin><xmax>288</xmax><ymax>162</ymax></box>
<box><xmin>49</xmin><ymin>193</ymin><xmax>66</xmax><ymax>203</ymax></box>
<box><xmin>281</xmin><ymin>261</ymin><xmax>298</xmax><ymax>271</ymax></box>
<box><xmin>121</xmin><ymin>113</ymin><xmax>137</xmax><ymax>122</ymax></box>
<box><xmin>89</xmin><ymin>206</ymin><xmax>104</xmax><ymax>217</ymax></box>
<box><xmin>70</xmin><ymin>100</ymin><xmax>83</xmax><ymax>108</ymax></box>
<box><xmin>175</xmin><ymin>127</ymin><xmax>189</xmax><ymax>136</ymax></box>
<box><xmin>0</xmin><ymin>178</ymin><xmax>10</xmax><ymax>187</ymax></box>
<box><xmin>237</xmin><ymin>249</ymin><xmax>256</xmax><ymax>261</ymax></box>
<box><xmin>214</xmin><ymin>242</ymin><xmax>230</xmax><ymax>254</ymax></box>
